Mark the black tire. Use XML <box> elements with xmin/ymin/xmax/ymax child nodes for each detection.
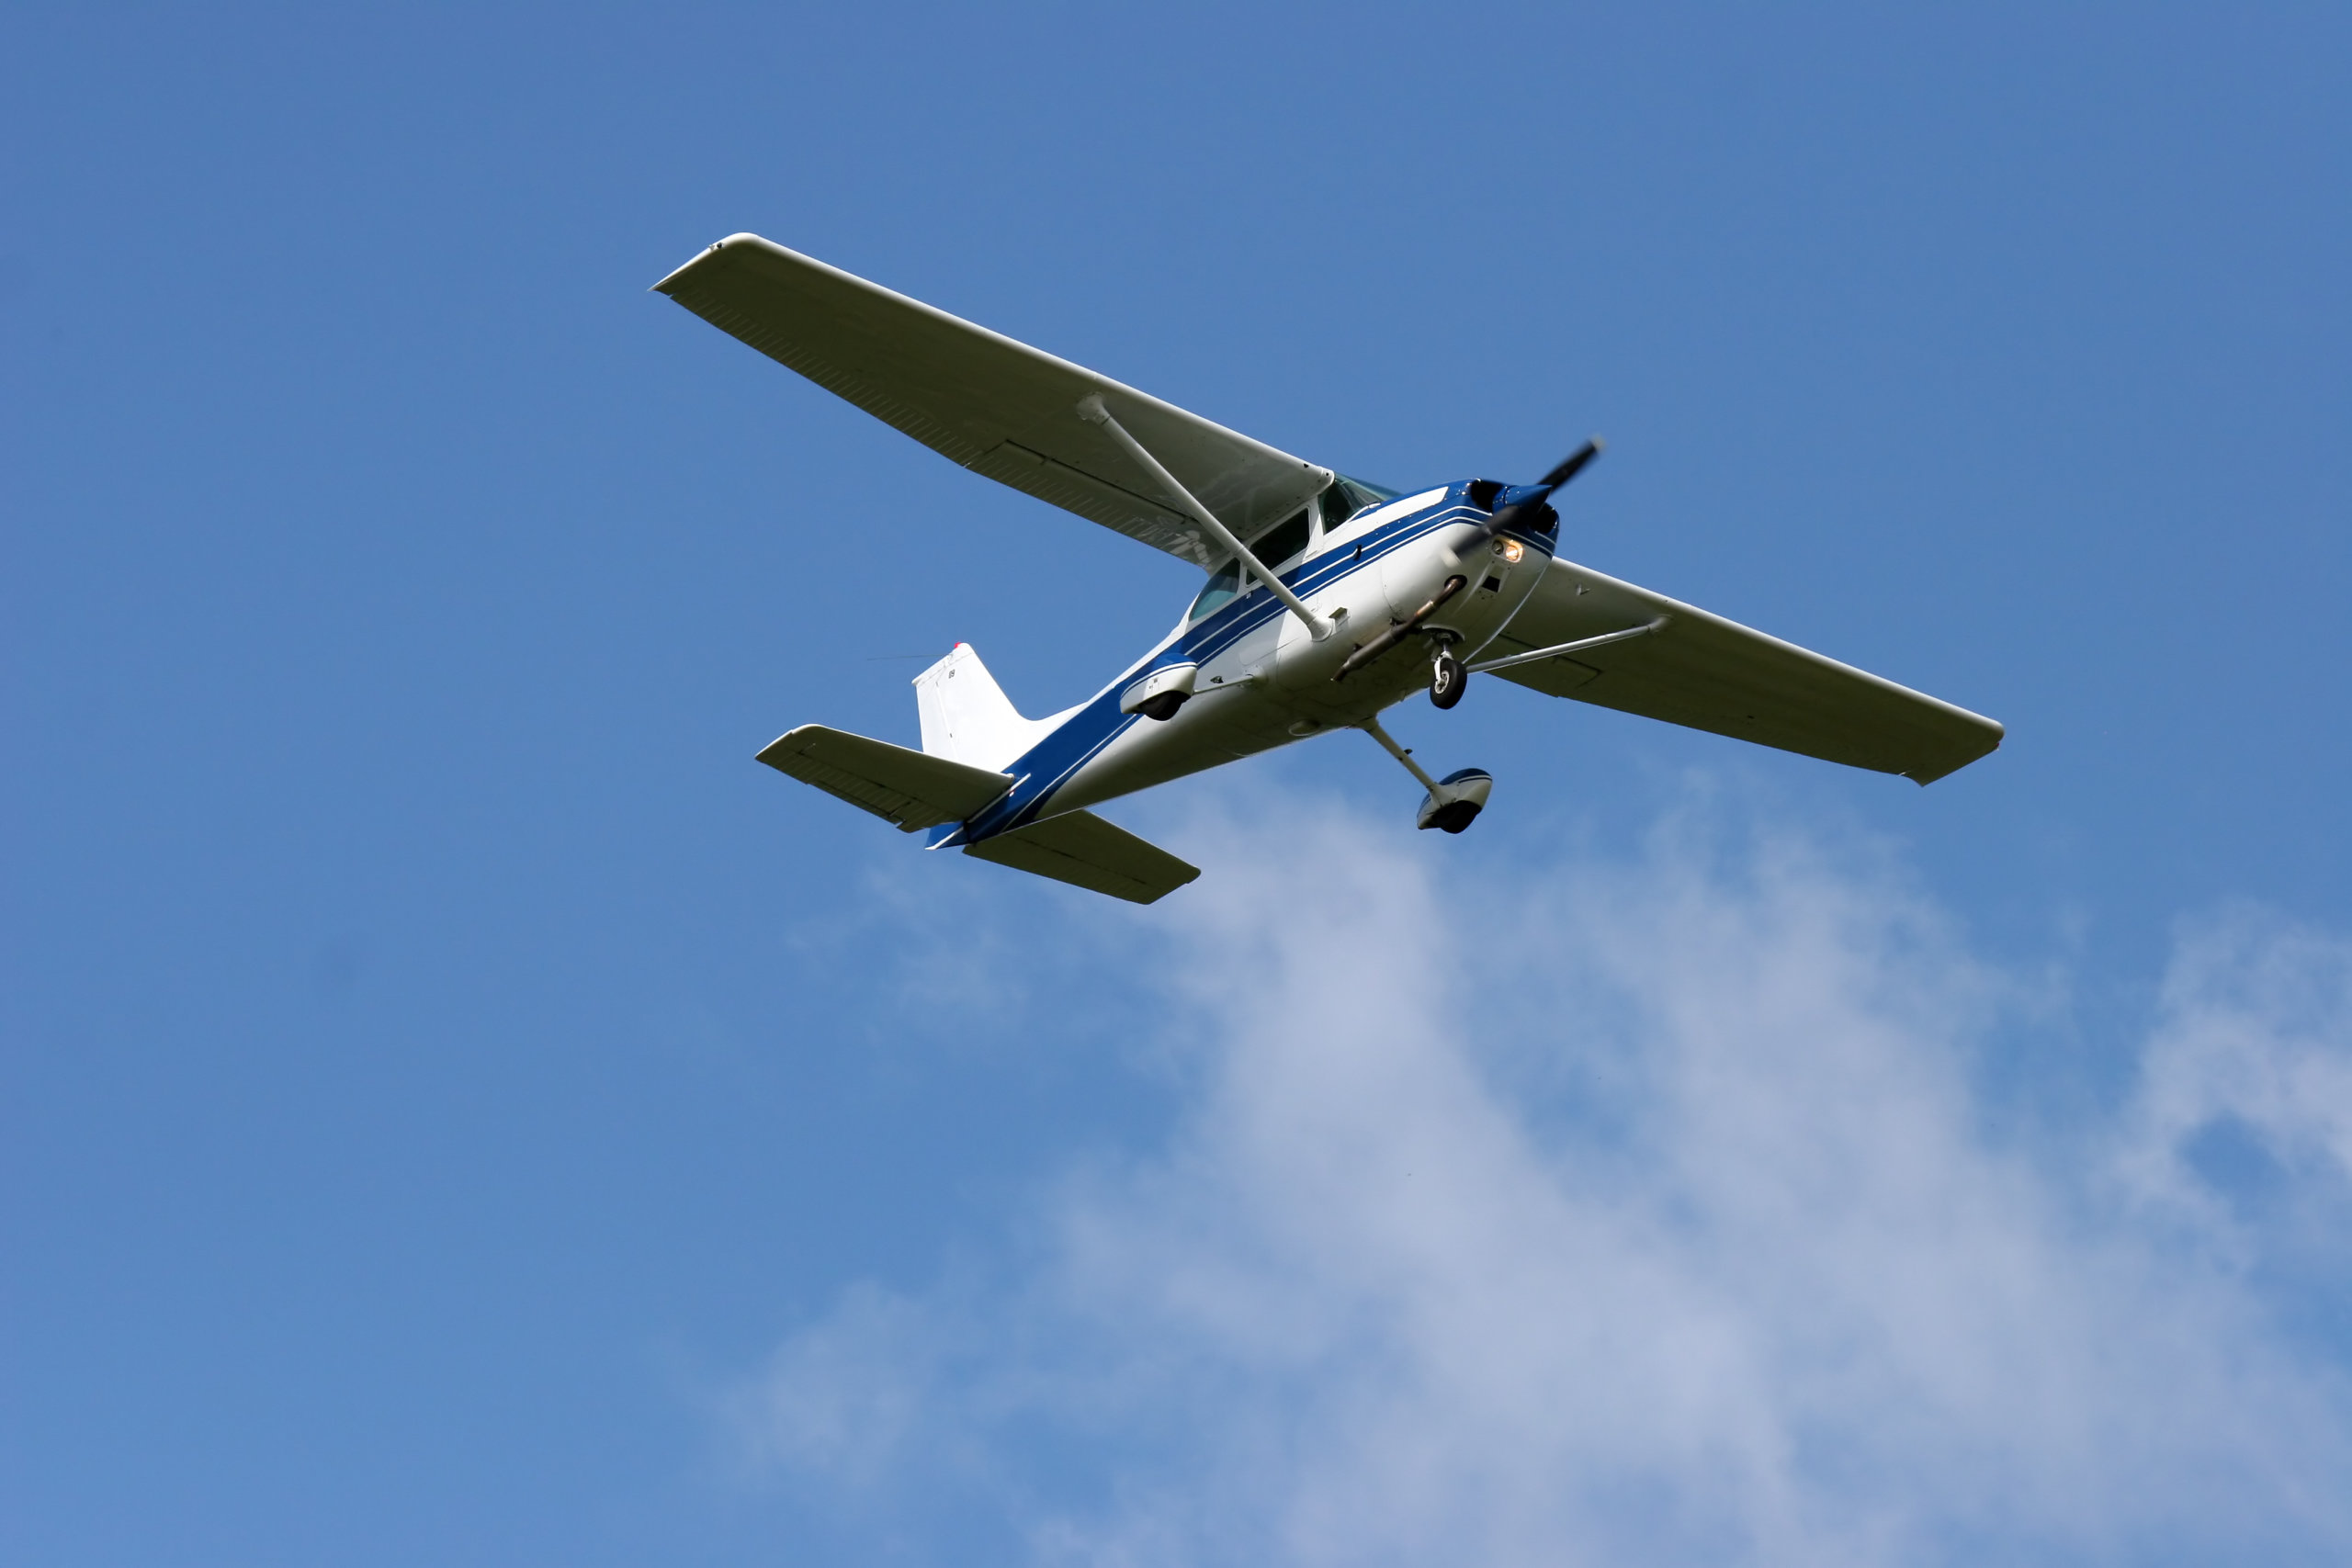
<box><xmin>1421</xmin><ymin>799</ymin><xmax>1482</xmax><ymax>834</ymax></box>
<box><xmin>1430</xmin><ymin>652</ymin><xmax>1466</xmax><ymax>710</ymax></box>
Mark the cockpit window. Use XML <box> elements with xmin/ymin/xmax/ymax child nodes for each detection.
<box><xmin>1188</xmin><ymin>559</ymin><xmax>1242</xmax><ymax>623</ymax></box>
<box><xmin>1191</xmin><ymin>481</ymin><xmax>1396</xmax><ymax>622</ymax></box>
<box><xmin>1246</xmin><ymin>508</ymin><xmax>1312</xmax><ymax>572</ymax></box>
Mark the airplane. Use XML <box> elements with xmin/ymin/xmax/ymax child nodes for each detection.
<box><xmin>653</xmin><ymin>235</ymin><xmax>2003</xmax><ymax>905</ymax></box>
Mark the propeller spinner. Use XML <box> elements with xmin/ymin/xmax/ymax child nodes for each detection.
<box><xmin>1452</xmin><ymin>437</ymin><xmax>1604</xmax><ymax>561</ymax></box>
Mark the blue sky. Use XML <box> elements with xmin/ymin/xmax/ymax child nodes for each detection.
<box><xmin>6</xmin><ymin>5</ymin><xmax>2349</xmax><ymax>1564</ymax></box>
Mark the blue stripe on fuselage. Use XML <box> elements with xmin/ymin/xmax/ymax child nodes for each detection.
<box><xmin>939</xmin><ymin>484</ymin><xmax>1555</xmax><ymax>846</ymax></box>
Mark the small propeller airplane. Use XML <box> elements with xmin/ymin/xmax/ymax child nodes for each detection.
<box><xmin>654</xmin><ymin>235</ymin><xmax>2003</xmax><ymax>904</ymax></box>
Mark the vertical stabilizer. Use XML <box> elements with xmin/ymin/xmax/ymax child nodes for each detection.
<box><xmin>912</xmin><ymin>644</ymin><xmax>1063</xmax><ymax>773</ymax></box>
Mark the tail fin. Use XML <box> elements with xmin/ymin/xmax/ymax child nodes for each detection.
<box><xmin>912</xmin><ymin>644</ymin><xmax>1061</xmax><ymax>773</ymax></box>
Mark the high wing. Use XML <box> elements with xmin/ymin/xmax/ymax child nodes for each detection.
<box><xmin>1484</xmin><ymin>557</ymin><xmax>2002</xmax><ymax>784</ymax></box>
<box><xmin>653</xmin><ymin>234</ymin><xmax>1329</xmax><ymax>566</ymax></box>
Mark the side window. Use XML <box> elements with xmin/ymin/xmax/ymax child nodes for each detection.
<box><xmin>1246</xmin><ymin>508</ymin><xmax>1312</xmax><ymax>572</ymax></box>
<box><xmin>1188</xmin><ymin>559</ymin><xmax>1242</xmax><ymax>623</ymax></box>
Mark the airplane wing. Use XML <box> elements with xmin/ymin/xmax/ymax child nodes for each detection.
<box><xmin>963</xmin><ymin>810</ymin><xmax>1201</xmax><ymax>905</ymax></box>
<box><xmin>755</xmin><ymin>725</ymin><xmax>1012</xmax><ymax>831</ymax></box>
<box><xmin>653</xmin><ymin>234</ymin><xmax>1330</xmax><ymax>566</ymax></box>
<box><xmin>1482</xmin><ymin>557</ymin><xmax>2002</xmax><ymax>784</ymax></box>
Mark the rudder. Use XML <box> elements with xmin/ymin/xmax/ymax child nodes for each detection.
<box><xmin>912</xmin><ymin>643</ymin><xmax>1059</xmax><ymax>773</ymax></box>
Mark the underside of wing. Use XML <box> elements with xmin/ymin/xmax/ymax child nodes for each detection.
<box><xmin>1486</xmin><ymin>558</ymin><xmax>2002</xmax><ymax>784</ymax></box>
<box><xmin>654</xmin><ymin>234</ymin><xmax>1329</xmax><ymax>565</ymax></box>
<box><xmin>963</xmin><ymin>811</ymin><xmax>1200</xmax><ymax>904</ymax></box>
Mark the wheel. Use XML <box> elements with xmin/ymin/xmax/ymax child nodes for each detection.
<box><xmin>1420</xmin><ymin>798</ymin><xmax>1482</xmax><ymax>834</ymax></box>
<box><xmin>1415</xmin><ymin>767</ymin><xmax>1491</xmax><ymax>834</ymax></box>
<box><xmin>1136</xmin><ymin>690</ymin><xmax>1187</xmax><ymax>722</ymax></box>
<box><xmin>1430</xmin><ymin>651</ymin><xmax>1466</xmax><ymax>710</ymax></box>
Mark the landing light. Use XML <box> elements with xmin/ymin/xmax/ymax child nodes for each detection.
<box><xmin>1492</xmin><ymin>537</ymin><xmax>1524</xmax><ymax>564</ymax></box>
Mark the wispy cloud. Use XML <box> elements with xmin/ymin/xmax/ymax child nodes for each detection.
<box><xmin>732</xmin><ymin>795</ymin><xmax>2352</xmax><ymax>1566</ymax></box>
<box><xmin>2116</xmin><ymin>905</ymin><xmax>2352</xmax><ymax>1287</ymax></box>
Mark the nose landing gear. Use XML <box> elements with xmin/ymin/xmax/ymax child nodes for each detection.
<box><xmin>1429</xmin><ymin>647</ymin><xmax>1466</xmax><ymax>710</ymax></box>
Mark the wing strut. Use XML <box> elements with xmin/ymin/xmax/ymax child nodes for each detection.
<box><xmin>1359</xmin><ymin>713</ymin><xmax>1440</xmax><ymax>791</ymax></box>
<box><xmin>1467</xmin><ymin>616</ymin><xmax>1670</xmax><ymax>674</ymax></box>
<box><xmin>1078</xmin><ymin>395</ymin><xmax>1334</xmax><ymax>641</ymax></box>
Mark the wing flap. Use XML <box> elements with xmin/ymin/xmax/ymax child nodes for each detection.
<box><xmin>965</xmin><ymin>441</ymin><xmax>1200</xmax><ymax>559</ymax></box>
<box><xmin>1488</xmin><ymin>558</ymin><xmax>2002</xmax><ymax>784</ymax></box>
<box><xmin>756</xmin><ymin>725</ymin><xmax>1012</xmax><ymax>831</ymax></box>
<box><xmin>963</xmin><ymin>811</ymin><xmax>1200</xmax><ymax>904</ymax></box>
<box><xmin>655</xmin><ymin>234</ymin><xmax>1328</xmax><ymax>564</ymax></box>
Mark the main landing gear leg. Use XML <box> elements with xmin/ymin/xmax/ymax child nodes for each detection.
<box><xmin>1359</xmin><ymin>714</ymin><xmax>1492</xmax><ymax>835</ymax></box>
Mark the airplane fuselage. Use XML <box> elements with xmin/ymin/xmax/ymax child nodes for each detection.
<box><xmin>935</xmin><ymin>483</ymin><xmax>1552</xmax><ymax>850</ymax></box>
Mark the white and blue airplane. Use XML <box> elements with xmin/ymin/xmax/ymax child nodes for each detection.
<box><xmin>655</xmin><ymin>235</ymin><xmax>2003</xmax><ymax>904</ymax></box>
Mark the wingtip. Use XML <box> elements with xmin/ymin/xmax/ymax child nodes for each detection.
<box><xmin>753</xmin><ymin>724</ymin><xmax>820</xmax><ymax>767</ymax></box>
<box><xmin>650</xmin><ymin>232</ymin><xmax>768</xmax><ymax>295</ymax></box>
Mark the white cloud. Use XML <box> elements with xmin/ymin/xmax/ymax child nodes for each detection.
<box><xmin>737</xmin><ymin>797</ymin><xmax>2352</xmax><ymax>1566</ymax></box>
<box><xmin>729</xmin><ymin>1282</ymin><xmax>944</xmax><ymax>1487</ymax></box>
<box><xmin>2119</xmin><ymin>905</ymin><xmax>2352</xmax><ymax>1244</ymax></box>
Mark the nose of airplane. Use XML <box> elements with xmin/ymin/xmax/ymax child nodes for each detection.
<box><xmin>1487</xmin><ymin>482</ymin><xmax>1560</xmax><ymax>534</ymax></box>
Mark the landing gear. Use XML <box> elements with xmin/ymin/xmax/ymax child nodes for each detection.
<box><xmin>1416</xmin><ymin>769</ymin><xmax>1492</xmax><ymax>834</ymax></box>
<box><xmin>1135</xmin><ymin>691</ymin><xmax>1187</xmax><ymax>722</ymax></box>
<box><xmin>1359</xmin><ymin>715</ymin><xmax>1492</xmax><ymax>835</ymax></box>
<box><xmin>1430</xmin><ymin>649</ymin><xmax>1466</xmax><ymax>710</ymax></box>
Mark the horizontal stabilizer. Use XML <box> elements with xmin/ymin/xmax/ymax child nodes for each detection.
<box><xmin>963</xmin><ymin>811</ymin><xmax>1199</xmax><ymax>905</ymax></box>
<box><xmin>756</xmin><ymin>725</ymin><xmax>1011</xmax><ymax>832</ymax></box>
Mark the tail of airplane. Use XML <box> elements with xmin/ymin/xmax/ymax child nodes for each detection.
<box><xmin>912</xmin><ymin>643</ymin><xmax>1064</xmax><ymax>773</ymax></box>
<box><xmin>751</xmin><ymin>645</ymin><xmax>1198</xmax><ymax>903</ymax></box>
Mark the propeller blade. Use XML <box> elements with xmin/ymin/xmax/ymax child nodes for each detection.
<box><xmin>1535</xmin><ymin>438</ymin><xmax>1604</xmax><ymax>492</ymax></box>
<box><xmin>1468</xmin><ymin>435</ymin><xmax>1605</xmax><ymax>550</ymax></box>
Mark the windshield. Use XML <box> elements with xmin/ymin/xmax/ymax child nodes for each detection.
<box><xmin>1319</xmin><ymin>475</ymin><xmax>1397</xmax><ymax>531</ymax></box>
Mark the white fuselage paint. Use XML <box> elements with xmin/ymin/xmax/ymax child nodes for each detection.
<box><xmin>995</xmin><ymin>501</ymin><xmax>1544</xmax><ymax>830</ymax></box>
